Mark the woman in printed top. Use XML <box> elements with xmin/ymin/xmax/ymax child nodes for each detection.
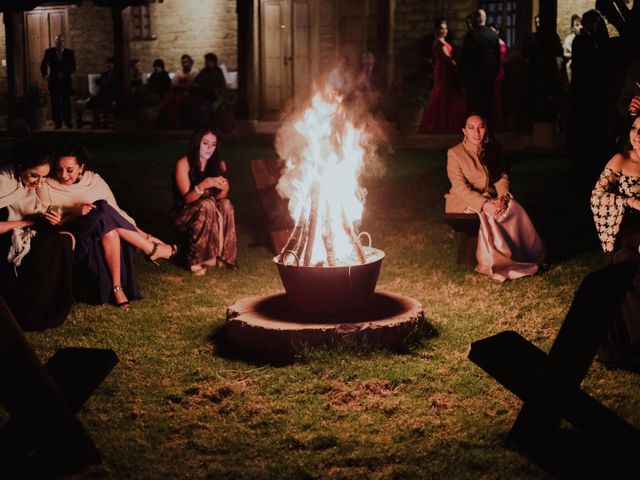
<box><xmin>590</xmin><ymin>116</ymin><xmax>640</xmax><ymax>367</ymax></box>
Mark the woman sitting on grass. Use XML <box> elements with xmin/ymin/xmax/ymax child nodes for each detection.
<box><xmin>172</xmin><ymin>128</ymin><xmax>237</xmax><ymax>276</ymax></box>
<box><xmin>445</xmin><ymin>112</ymin><xmax>545</xmax><ymax>281</ymax></box>
<box><xmin>39</xmin><ymin>144</ymin><xmax>177</xmax><ymax>310</ymax></box>
<box><xmin>0</xmin><ymin>141</ymin><xmax>74</xmax><ymax>330</ymax></box>
<box><xmin>590</xmin><ymin>116</ymin><xmax>640</xmax><ymax>367</ymax></box>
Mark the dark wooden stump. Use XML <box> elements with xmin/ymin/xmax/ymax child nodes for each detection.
<box><xmin>250</xmin><ymin>158</ymin><xmax>294</xmax><ymax>253</ymax></box>
<box><xmin>444</xmin><ymin>213</ymin><xmax>480</xmax><ymax>266</ymax></box>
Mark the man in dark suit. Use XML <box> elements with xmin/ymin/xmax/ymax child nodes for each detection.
<box><xmin>462</xmin><ymin>9</ymin><xmax>500</xmax><ymax>121</ymax></box>
<box><xmin>40</xmin><ymin>34</ymin><xmax>75</xmax><ymax>129</ymax></box>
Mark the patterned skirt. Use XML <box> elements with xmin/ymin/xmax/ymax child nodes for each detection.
<box><xmin>173</xmin><ymin>197</ymin><xmax>237</xmax><ymax>268</ymax></box>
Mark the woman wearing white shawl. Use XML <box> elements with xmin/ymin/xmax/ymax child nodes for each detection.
<box><xmin>0</xmin><ymin>141</ymin><xmax>73</xmax><ymax>330</ymax></box>
<box><xmin>40</xmin><ymin>144</ymin><xmax>176</xmax><ymax>309</ymax></box>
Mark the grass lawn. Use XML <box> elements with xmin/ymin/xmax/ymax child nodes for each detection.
<box><xmin>2</xmin><ymin>135</ymin><xmax>638</xmax><ymax>479</ymax></box>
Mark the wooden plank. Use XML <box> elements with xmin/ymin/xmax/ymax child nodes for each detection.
<box><xmin>250</xmin><ymin>158</ymin><xmax>294</xmax><ymax>253</ymax></box>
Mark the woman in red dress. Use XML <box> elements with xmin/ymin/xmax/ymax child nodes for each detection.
<box><xmin>418</xmin><ymin>18</ymin><xmax>468</xmax><ymax>134</ymax></box>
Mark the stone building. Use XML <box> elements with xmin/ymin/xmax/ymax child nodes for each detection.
<box><xmin>0</xmin><ymin>0</ymin><xmax>618</xmax><ymax>128</ymax></box>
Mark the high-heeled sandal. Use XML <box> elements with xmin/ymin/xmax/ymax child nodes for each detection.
<box><xmin>146</xmin><ymin>242</ymin><xmax>179</xmax><ymax>265</ymax></box>
<box><xmin>112</xmin><ymin>285</ymin><xmax>130</xmax><ymax>310</ymax></box>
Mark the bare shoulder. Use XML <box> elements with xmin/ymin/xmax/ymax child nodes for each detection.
<box><xmin>175</xmin><ymin>156</ymin><xmax>190</xmax><ymax>172</ymax></box>
<box><xmin>605</xmin><ymin>152</ymin><xmax>629</xmax><ymax>171</ymax></box>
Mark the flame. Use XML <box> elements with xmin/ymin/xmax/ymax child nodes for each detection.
<box><xmin>276</xmin><ymin>88</ymin><xmax>368</xmax><ymax>266</ymax></box>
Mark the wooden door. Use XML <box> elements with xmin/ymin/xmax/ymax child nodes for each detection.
<box><xmin>260</xmin><ymin>0</ymin><xmax>311</xmax><ymax>117</ymax></box>
<box><xmin>24</xmin><ymin>9</ymin><xmax>67</xmax><ymax>91</ymax></box>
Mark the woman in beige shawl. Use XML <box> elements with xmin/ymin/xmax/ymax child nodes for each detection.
<box><xmin>40</xmin><ymin>144</ymin><xmax>176</xmax><ymax>309</ymax></box>
<box><xmin>0</xmin><ymin>141</ymin><xmax>74</xmax><ymax>330</ymax></box>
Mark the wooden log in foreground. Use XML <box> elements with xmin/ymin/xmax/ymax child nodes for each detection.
<box><xmin>303</xmin><ymin>184</ymin><xmax>320</xmax><ymax>266</ymax></box>
<box><xmin>341</xmin><ymin>209</ymin><xmax>366</xmax><ymax>264</ymax></box>
<box><xmin>321</xmin><ymin>202</ymin><xmax>336</xmax><ymax>266</ymax></box>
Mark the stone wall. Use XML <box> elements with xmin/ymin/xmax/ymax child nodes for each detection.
<box><xmin>392</xmin><ymin>0</ymin><xmax>474</xmax><ymax>84</ymax></box>
<box><xmin>128</xmin><ymin>0</ymin><xmax>238</xmax><ymax>76</ymax></box>
<box><xmin>67</xmin><ymin>3</ymin><xmax>114</xmax><ymax>97</ymax></box>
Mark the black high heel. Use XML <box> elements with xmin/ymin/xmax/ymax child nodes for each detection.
<box><xmin>146</xmin><ymin>241</ymin><xmax>160</xmax><ymax>266</ymax></box>
<box><xmin>112</xmin><ymin>285</ymin><xmax>130</xmax><ymax>310</ymax></box>
<box><xmin>146</xmin><ymin>242</ymin><xmax>179</xmax><ymax>265</ymax></box>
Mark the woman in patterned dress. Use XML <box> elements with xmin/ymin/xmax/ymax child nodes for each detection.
<box><xmin>172</xmin><ymin>128</ymin><xmax>237</xmax><ymax>276</ymax></box>
<box><xmin>590</xmin><ymin>116</ymin><xmax>640</xmax><ymax>367</ymax></box>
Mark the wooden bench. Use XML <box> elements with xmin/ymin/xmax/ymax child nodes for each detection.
<box><xmin>444</xmin><ymin>213</ymin><xmax>480</xmax><ymax>266</ymax></box>
<box><xmin>249</xmin><ymin>158</ymin><xmax>294</xmax><ymax>253</ymax></box>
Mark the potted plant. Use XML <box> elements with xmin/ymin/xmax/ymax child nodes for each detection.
<box><xmin>18</xmin><ymin>85</ymin><xmax>49</xmax><ymax>131</ymax></box>
<box><xmin>130</xmin><ymin>87</ymin><xmax>161</xmax><ymax>131</ymax></box>
<box><xmin>212</xmin><ymin>88</ymin><xmax>238</xmax><ymax>134</ymax></box>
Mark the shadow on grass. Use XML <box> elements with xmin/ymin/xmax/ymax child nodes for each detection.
<box><xmin>208</xmin><ymin>318</ymin><xmax>439</xmax><ymax>367</ymax></box>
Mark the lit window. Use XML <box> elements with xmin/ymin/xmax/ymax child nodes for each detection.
<box><xmin>478</xmin><ymin>0</ymin><xmax>518</xmax><ymax>48</ymax></box>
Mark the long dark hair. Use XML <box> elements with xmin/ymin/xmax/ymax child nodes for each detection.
<box><xmin>54</xmin><ymin>143</ymin><xmax>91</xmax><ymax>170</ymax></box>
<box><xmin>12</xmin><ymin>140</ymin><xmax>52</xmax><ymax>176</ymax></box>
<box><xmin>186</xmin><ymin>127</ymin><xmax>223</xmax><ymax>188</ymax></box>
<box><xmin>463</xmin><ymin>112</ymin><xmax>507</xmax><ymax>182</ymax></box>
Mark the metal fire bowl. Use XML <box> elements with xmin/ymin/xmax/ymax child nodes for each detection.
<box><xmin>274</xmin><ymin>246</ymin><xmax>385</xmax><ymax>315</ymax></box>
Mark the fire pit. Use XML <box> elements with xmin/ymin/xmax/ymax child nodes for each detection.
<box><xmin>274</xmin><ymin>246</ymin><xmax>384</xmax><ymax>315</ymax></box>
<box><xmin>225</xmin><ymin>86</ymin><xmax>425</xmax><ymax>360</ymax></box>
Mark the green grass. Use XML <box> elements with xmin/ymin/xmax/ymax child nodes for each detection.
<box><xmin>2</xmin><ymin>136</ymin><xmax>636</xmax><ymax>479</ymax></box>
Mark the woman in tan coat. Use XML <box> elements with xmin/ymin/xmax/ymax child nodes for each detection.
<box><xmin>445</xmin><ymin>113</ymin><xmax>545</xmax><ymax>281</ymax></box>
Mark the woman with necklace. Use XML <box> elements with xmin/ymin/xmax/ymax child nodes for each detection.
<box><xmin>445</xmin><ymin>113</ymin><xmax>545</xmax><ymax>281</ymax></box>
<box><xmin>172</xmin><ymin>128</ymin><xmax>237</xmax><ymax>276</ymax></box>
<box><xmin>40</xmin><ymin>144</ymin><xmax>177</xmax><ymax>309</ymax></box>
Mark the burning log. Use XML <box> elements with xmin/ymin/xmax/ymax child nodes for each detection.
<box><xmin>279</xmin><ymin>209</ymin><xmax>307</xmax><ymax>264</ymax></box>
<box><xmin>303</xmin><ymin>184</ymin><xmax>320</xmax><ymax>266</ymax></box>
<box><xmin>321</xmin><ymin>202</ymin><xmax>336</xmax><ymax>266</ymax></box>
<box><xmin>341</xmin><ymin>209</ymin><xmax>366</xmax><ymax>264</ymax></box>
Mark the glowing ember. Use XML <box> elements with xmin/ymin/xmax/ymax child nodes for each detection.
<box><xmin>276</xmin><ymin>88</ymin><xmax>371</xmax><ymax>267</ymax></box>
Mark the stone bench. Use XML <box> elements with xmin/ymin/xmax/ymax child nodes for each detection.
<box><xmin>444</xmin><ymin>213</ymin><xmax>480</xmax><ymax>266</ymax></box>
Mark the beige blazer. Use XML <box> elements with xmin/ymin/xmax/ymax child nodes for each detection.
<box><xmin>444</xmin><ymin>141</ymin><xmax>510</xmax><ymax>213</ymax></box>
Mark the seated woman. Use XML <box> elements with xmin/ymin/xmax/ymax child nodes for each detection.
<box><xmin>164</xmin><ymin>54</ymin><xmax>198</xmax><ymax>129</ymax></box>
<box><xmin>0</xmin><ymin>141</ymin><xmax>73</xmax><ymax>330</ymax></box>
<box><xmin>172</xmin><ymin>128</ymin><xmax>237</xmax><ymax>276</ymax></box>
<box><xmin>590</xmin><ymin>116</ymin><xmax>640</xmax><ymax>367</ymax></box>
<box><xmin>445</xmin><ymin>113</ymin><xmax>545</xmax><ymax>281</ymax></box>
<box><xmin>39</xmin><ymin>144</ymin><xmax>177</xmax><ymax>309</ymax></box>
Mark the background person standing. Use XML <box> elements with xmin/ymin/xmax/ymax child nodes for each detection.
<box><xmin>40</xmin><ymin>34</ymin><xmax>76</xmax><ymax>129</ymax></box>
<box><xmin>462</xmin><ymin>9</ymin><xmax>500</xmax><ymax>121</ymax></box>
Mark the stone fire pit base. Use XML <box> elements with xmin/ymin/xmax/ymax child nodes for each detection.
<box><xmin>225</xmin><ymin>290</ymin><xmax>425</xmax><ymax>361</ymax></box>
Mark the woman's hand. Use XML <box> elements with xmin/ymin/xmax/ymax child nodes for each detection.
<box><xmin>482</xmin><ymin>197</ymin><xmax>509</xmax><ymax>217</ymax></box>
<box><xmin>80</xmin><ymin>203</ymin><xmax>96</xmax><ymax>216</ymax></box>
<box><xmin>628</xmin><ymin>197</ymin><xmax>640</xmax><ymax>211</ymax></box>
<box><xmin>199</xmin><ymin>176</ymin><xmax>228</xmax><ymax>191</ymax></box>
<box><xmin>42</xmin><ymin>210</ymin><xmax>62</xmax><ymax>226</ymax></box>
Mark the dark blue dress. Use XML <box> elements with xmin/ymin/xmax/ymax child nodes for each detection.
<box><xmin>66</xmin><ymin>200</ymin><xmax>141</xmax><ymax>304</ymax></box>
